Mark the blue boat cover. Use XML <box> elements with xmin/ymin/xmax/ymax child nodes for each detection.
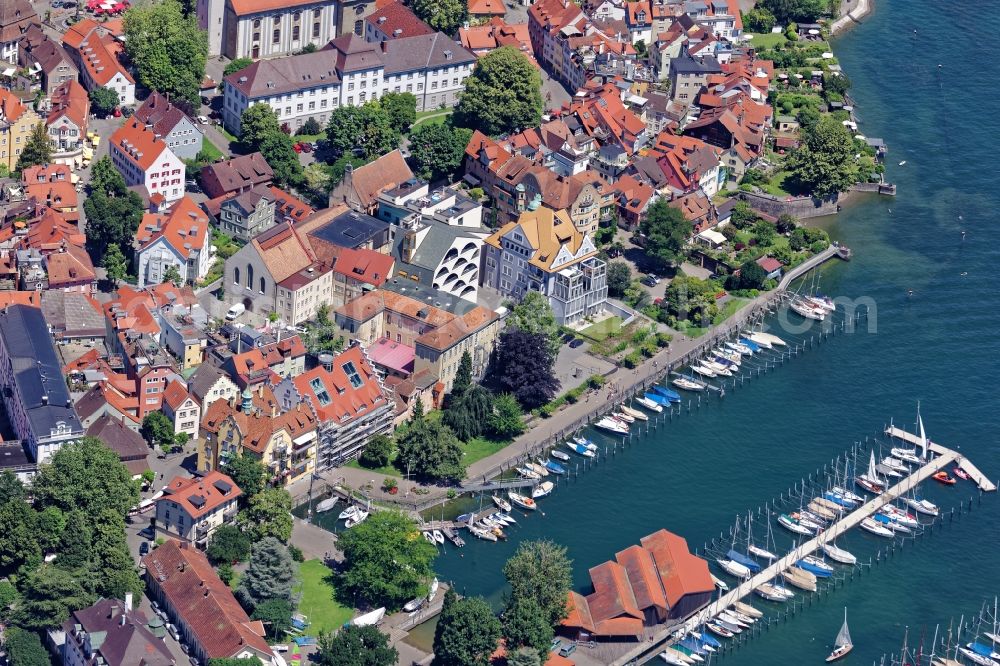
<box><xmin>699</xmin><ymin>632</ymin><xmax>722</xmax><ymax>648</ymax></box>
<box><xmin>645</xmin><ymin>392</ymin><xmax>671</xmax><ymax>405</ymax></box>
<box><xmin>970</xmin><ymin>642</ymin><xmax>993</xmax><ymax>657</ymax></box>
<box><xmin>796</xmin><ymin>559</ymin><xmax>832</xmax><ymax>577</ymax></box>
<box><xmin>874</xmin><ymin>513</ymin><xmax>892</xmax><ymax>525</ymax></box>
<box><xmin>739</xmin><ymin>338</ymin><xmax>760</xmax><ymax>351</ymax></box>
<box><xmin>679</xmin><ymin>637</ymin><xmax>705</xmax><ymax>654</ymax></box>
<box><xmin>727</xmin><ymin>549</ymin><xmax>762</xmax><ymax>572</ymax></box>
<box><xmin>651</xmin><ymin>385</ymin><xmax>681</xmax><ymax>400</ymax></box>
<box><xmin>545</xmin><ymin>461</ymin><xmax>565</xmax><ymax>474</ymax></box>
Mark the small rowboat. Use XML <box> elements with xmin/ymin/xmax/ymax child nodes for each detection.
<box><xmin>953</xmin><ymin>466</ymin><xmax>970</xmax><ymax>481</ymax></box>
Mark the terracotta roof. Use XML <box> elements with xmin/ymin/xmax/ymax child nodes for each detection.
<box><xmin>19</xmin><ymin>25</ymin><xmax>75</xmax><ymax>77</ymax></box>
<box><xmin>292</xmin><ymin>346</ymin><xmax>389</xmax><ymax>424</ymax></box>
<box><xmin>366</xmin><ymin>1</ymin><xmax>434</xmax><ymax>37</ymax></box>
<box><xmin>134</xmin><ymin>91</ymin><xmax>193</xmax><ymax>137</ymax></box>
<box><xmin>341</xmin><ymin>150</ymin><xmax>413</xmax><ymax>210</ymax></box>
<box><xmin>22</xmin><ymin>205</ymin><xmax>84</xmax><ymax>250</ymax></box>
<box><xmin>226</xmin><ymin>336</ymin><xmax>306</xmax><ymax>385</ymax></box>
<box><xmin>158</xmin><ymin>470</ymin><xmax>242</xmax><ymax>520</ymax></box>
<box><xmin>464</xmin><ymin>129</ymin><xmax>512</xmax><ymax>163</ymax></box>
<box><xmin>268</xmin><ymin>185</ymin><xmax>314</xmax><ymax>223</ymax></box>
<box><xmin>136</xmin><ymin>196</ymin><xmax>210</xmax><ymax>260</ymax></box>
<box><xmin>249</xmin><ymin>221</ymin><xmax>315</xmax><ymax>283</ymax></box>
<box><xmin>69</xmin><ymin>22</ymin><xmax>133</xmax><ymax>87</ymax></box>
<box><xmin>62</xmin><ymin>17</ymin><xmax>120</xmax><ymax>50</ymax></box>
<box><xmin>226</xmin><ymin>0</ymin><xmax>320</xmax><ymax>16</ymax></box>
<box><xmin>45</xmin><ymin>244</ymin><xmax>96</xmax><ymax>287</ymax></box>
<box><xmin>756</xmin><ymin>256</ymin><xmax>782</xmax><ymax>272</ymax></box>
<box><xmin>46</xmin><ymin>80</ymin><xmax>89</xmax><ymax>129</ymax></box>
<box><xmin>468</xmin><ymin>0</ymin><xmax>506</xmax><ymax>15</ymax></box>
<box><xmin>0</xmin><ymin>89</ymin><xmax>27</xmax><ymax>123</ymax></box>
<box><xmin>111</xmin><ymin>117</ymin><xmax>173</xmax><ymax>171</ymax></box>
<box><xmin>330</xmin><ymin>246</ymin><xmax>393</xmax><ymax>287</ymax></box>
<box><xmin>163</xmin><ymin>379</ymin><xmax>192</xmax><ymax>411</ymax></box>
<box><xmin>0</xmin><ymin>291</ymin><xmax>41</xmax><ymax>309</ymax></box>
<box><xmin>639</xmin><ymin>529</ymin><xmax>714</xmax><ymax>608</ymax></box>
<box><xmin>585</xmin><ymin>560</ymin><xmax>643</xmax><ymax>626</ymax></box>
<box><xmin>615</xmin><ymin>544</ymin><xmax>668</xmax><ymax>616</ymax></box>
<box><xmin>142</xmin><ymin>541</ymin><xmax>270</xmax><ymax>660</ymax></box>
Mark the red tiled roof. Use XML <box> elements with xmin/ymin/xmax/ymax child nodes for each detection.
<box><xmin>639</xmin><ymin>529</ymin><xmax>714</xmax><ymax>608</ymax></box>
<box><xmin>142</xmin><ymin>541</ymin><xmax>270</xmax><ymax>660</ymax></box>
<box><xmin>163</xmin><ymin>379</ymin><xmax>192</xmax><ymax>411</ymax></box>
<box><xmin>227</xmin><ymin>0</ymin><xmax>319</xmax><ymax>16</ymax></box>
<box><xmin>756</xmin><ymin>256</ymin><xmax>782</xmax><ymax>272</ymax></box>
<box><xmin>268</xmin><ymin>185</ymin><xmax>314</xmax><ymax>223</ymax></box>
<box><xmin>468</xmin><ymin>0</ymin><xmax>506</xmax><ymax>15</ymax></box>
<box><xmin>292</xmin><ymin>346</ymin><xmax>388</xmax><ymax>424</ymax></box>
<box><xmin>365</xmin><ymin>1</ymin><xmax>434</xmax><ymax>37</ymax></box>
<box><xmin>0</xmin><ymin>89</ymin><xmax>27</xmax><ymax>122</ymax></box>
<box><xmin>47</xmin><ymin>80</ymin><xmax>89</xmax><ymax>129</ymax></box>
<box><xmin>136</xmin><ymin>196</ymin><xmax>209</xmax><ymax>259</ymax></box>
<box><xmin>111</xmin><ymin>117</ymin><xmax>172</xmax><ymax>171</ymax></box>
<box><xmin>330</xmin><ymin>246</ymin><xmax>393</xmax><ymax>287</ymax></box>
<box><xmin>46</xmin><ymin>244</ymin><xmax>96</xmax><ymax>286</ymax></box>
<box><xmin>158</xmin><ymin>471</ymin><xmax>241</xmax><ymax>520</ymax></box>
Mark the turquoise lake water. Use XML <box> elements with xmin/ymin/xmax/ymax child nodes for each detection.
<box><xmin>433</xmin><ymin>0</ymin><xmax>1000</xmax><ymax>663</ymax></box>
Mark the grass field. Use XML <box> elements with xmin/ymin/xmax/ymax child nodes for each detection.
<box><xmin>413</xmin><ymin>108</ymin><xmax>453</xmax><ymax>127</ymax></box>
<box><xmin>200</xmin><ymin>139</ymin><xmax>225</xmax><ymax>162</ymax></box>
<box><xmin>761</xmin><ymin>170</ymin><xmax>795</xmax><ymax>197</ymax></box>
<box><xmin>346</xmin><ymin>431</ymin><xmax>511</xmax><ymax>477</ymax></box>
<box><xmin>296</xmin><ymin>560</ymin><xmax>354</xmax><ymax>634</ymax></box>
<box><xmin>579</xmin><ymin>316</ymin><xmax>623</xmax><ymax>341</ymax></box>
<box><xmin>748</xmin><ymin>32</ymin><xmax>789</xmax><ymax>49</ymax></box>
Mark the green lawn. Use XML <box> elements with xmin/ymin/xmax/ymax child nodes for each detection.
<box><xmin>462</xmin><ymin>436</ymin><xmax>510</xmax><ymax>465</ymax></box>
<box><xmin>761</xmin><ymin>170</ymin><xmax>795</xmax><ymax>197</ymax></box>
<box><xmin>414</xmin><ymin>109</ymin><xmax>453</xmax><ymax>127</ymax></box>
<box><xmin>218</xmin><ymin>127</ymin><xmax>239</xmax><ymax>143</ymax></box>
<box><xmin>712</xmin><ymin>297</ymin><xmax>748</xmax><ymax>326</ymax></box>
<box><xmin>296</xmin><ymin>560</ymin><xmax>354</xmax><ymax>635</ymax></box>
<box><xmin>292</xmin><ymin>133</ymin><xmax>324</xmax><ymax>143</ymax></box>
<box><xmin>200</xmin><ymin>138</ymin><xmax>225</xmax><ymax>162</ymax></box>
<box><xmin>579</xmin><ymin>316</ymin><xmax>623</xmax><ymax>342</ymax></box>
<box><xmin>346</xmin><ymin>457</ymin><xmax>400</xmax><ymax>478</ymax></box>
<box><xmin>748</xmin><ymin>32</ymin><xmax>788</xmax><ymax>49</ymax></box>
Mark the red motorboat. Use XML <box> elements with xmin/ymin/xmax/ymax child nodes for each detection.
<box><xmin>932</xmin><ymin>471</ymin><xmax>956</xmax><ymax>485</ymax></box>
<box><xmin>953</xmin><ymin>466</ymin><xmax>970</xmax><ymax>481</ymax></box>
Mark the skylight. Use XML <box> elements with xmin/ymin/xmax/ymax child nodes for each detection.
<box><xmin>342</xmin><ymin>361</ymin><xmax>363</xmax><ymax>389</ymax></box>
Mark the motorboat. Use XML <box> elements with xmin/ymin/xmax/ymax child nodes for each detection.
<box><xmin>777</xmin><ymin>513</ymin><xmax>814</xmax><ymax>536</ymax></box>
<box><xmin>531</xmin><ymin>481</ymin><xmax>554</xmax><ymax>499</ymax></box>
<box><xmin>492</xmin><ymin>495</ymin><xmax>512</xmax><ymax>512</ymax></box>
<box><xmin>489</xmin><ymin>513</ymin><xmax>512</xmax><ymax>527</ymax></box>
<box><xmin>507</xmin><ymin>491</ymin><xmax>537</xmax><ymax>510</ymax></box>
<box><xmin>638</xmin><ymin>395</ymin><xmax>665</xmax><ymax>411</ymax></box>
<box><xmin>797</xmin><ymin>556</ymin><xmax>834</xmax><ymax>577</ymax></box>
<box><xmin>826</xmin><ymin>608</ymin><xmax>853</xmax><ymax>662</ymax></box>
<box><xmin>932</xmin><ymin>471</ymin><xmax>956</xmax><ymax>485</ymax></box>
<box><xmin>859</xmin><ymin>517</ymin><xmax>894</xmax><ymax>537</ymax></box>
<box><xmin>807</xmin><ymin>294</ymin><xmax>837</xmax><ymax>313</ymax></box>
<box><xmin>781</xmin><ymin>566</ymin><xmax>817</xmax><ymax>592</ymax></box>
<box><xmin>516</xmin><ymin>466</ymin><xmax>541</xmax><ymax>480</ymax></box>
<box><xmin>716</xmin><ymin>558</ymin><xmax>751</xmax><ymax>578</ymax></box>
<box><xmin>566</xmin><ymin>441</ymin><xmax>595</xmax><ymax>458</ymax></box>
<box><xmin>620</xmin><ymin>405</ymin><xmax>648</xmax><ymax>421</ymax></box>
<box><xmin>651</xmin><ymin>385</ymin><xmax>682</xmax><ymax>402</ymax></box>
<box><xmin>315</xmin><ymin>497</ymin><xmax>338</xmax><ymax>513</ymax></box>
<box><xmin>905</xmin><ymin>496</ymin><xmax>939</xmax><ymax>516</ymax></box>
<box><xmin>725</xmin><ymin>341</ymin><xmax>753</xmax><ymax>356</ymax></box>
<box><xmin>953</xmin><ymin>466</ymin><xmax>971</xmax><ymax>481</ymax></box>
<box><xmin>345</xmin><ymin>510</ymin><xmax>368</xmax><ymax>528</ymax></box>
<box><xmin>350</xmin><ymin>607</ymin><xmax>386</xmax><ymax>627</ymax></box>
<box><xmin>691</xmin><ymin>364</ymin><xmax>717</xmax><ymax>378</ymax></box>
<box><xmin>821</xmin><ymin>542</ymin><xmax>857</xmax><ymax>565</ymax></box>
<box><xmin>432</xmin><ymin>530</ymin><xmax>445</xmax><ymax>545</ymax></box>
<box><xmin>891</xmin><ymin>447</ymin><xmax>922</xmax><ymax>465</ymax></box>
<box><xmin>544</xmin><ymin>459</ymin><xmax>566</xmax><ymax>475</ymax></box>
<box><xmin>338</xmin><ymin>505</ymin><xmax>360</xmax><ymax>521</ymax></box>
<box><xmin>550</xmin><ymin>450</ymin><xmax>571</xmax><ymax>462</ymax></box>
<box><xmin>712</xmin><ymin>575</ymin><xmax>729</xmax><ymax>591</ymax></box>
<box><xmin>789</xmin><ymin>298</ymin><xmax>826</xmax><ymax>321</ymax></box>
<box><xmin>611</xmin><ymin>411</ymin><xmax>635</xmax><ymax>424</ymax></box>
<box><xmin>672</xmin><ymin>377</ymin><xmax>705</xmax><ymax>391</ymax></box>
<box><xmin>496</xmin><ymin>511</ymin><xmax>516</xmax><ymax>524</ymax></box>
<box><xmin>703</xmin><ymin>360</ymin><xmax>733</xmax><ymax>376</ymax></box>
<box><xmin>468</xmin><ymin>526</ymin><xmax>497</xmax><ymax>542</ymax></box>
<box><xmin>423</xmin><ymin>531</ymin><xmax>436</xmax><ymax>544</ymax></box>
<box><xmin>595</xmin><ymin>417</ymin><xmax>629</xmax><ymax>435</ymax></box>
<box><xmin>754</xmin><ymin>584</ymin><xmax>788</xmax><ymax>602</ymax></box>
<box><xmin>403</xmin><ymin>597</ymin><xmax>423</xmax><ymax>613</ymax></box>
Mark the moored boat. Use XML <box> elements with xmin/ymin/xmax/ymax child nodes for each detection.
<box><xmin>932</xmin><ymin>471</ymin><xmax>956</xmax><ymax>485</ymax></box>
<box><xmin>339</xmin><ymin>505</ymin><xmax>360</xmax><ymax>521</ymax></box>
<box><xmin>691</xmin><ymin>364</ymin><xmax>717</xmax><ymax>378</ymax></box>
<box><xmin>725</xmin><ymin>341</ymin><xmax>753</xmax><ymax>356</ymax></box>
<box><xmin>620</xmin><ymin>405</ymin><xmax>648</xmax><ymax>421</ymax></box>
<box><xmin>637</xmin><ymin>395</ymin><xmax>665</xmax><ymax>411</ymax></box>
<box><xmin>706</xmin><ymin>623</ymin><xmax>734</xmax><ymax>639</ymax></box>
<box><xmin>777</xmin><ymin>513</ymin><xmax>814</xmax><ymax>536</ymax></box>
<box><xmin>753</xmin><ymin>331</ymin><xmax>787</xmax><ymax>347</ymax></box>
<box><xmin>780</xmin><ymin>566</ymin><xmax>817</xmax><ymax>592</ymax></box>
<box><xmin>748</xmin><ymin>544</ymin><xmax>778</xmax><ymax>561</ymax></box>
<box><xmin>859</xmin><ymin>516</ymin><xmax>894</xmax><ymax>538</ymax></box>
<box><xmin>492</xmin><ymin>495</ymin><xmax>512</xmax><ymax>512</ymax></box>
<box><xmin>345</xmin><ymin>510</ymin><xmax>368</xmax><ymax>528</ymax></box>
<box><xmin>315</xmin><ymin>497</ymin><xmax>338</xmax><ymax>513</ymax></box>
<box><xmin>797</xmin><ymin>555</ymin><xmax>834</xmax><ymax>577</ymax></box>
<box><xmin>672</xmin><ymin>377</ymin><xmax>705</xmax><ymax>391</ymax></box>
<box><xmin>746</xmin><ymin>333</ymin><xmax>772</xmax><ymax>349</ymax></box>
<box><xmin>715</xmin><ymin>558</ymin><xmax>751</xmax><ymax>579</ymax></box>
<box><xmin>432</xmin><ymin>530</ymin><xmax>445</xmax><ymax>545</ymax></box>
<box><xmin>525</xmin><ymin>462</ymin><xmax>549</xmax><ymax>477</ymax></box>
<box><xmin>507</xmin><ymin>491</ymin><xmax>537</xmax><ymax>510</ymax></box>
<box><xmin>544</xmin><ymin>459</ymin><xmax>566</xmax><ymax>475</ymax></box>
<box><xmin>516</xmin><ymin>466</ymin><xmax>541</xmax><ymax>480</ymax></box>
<box><xmin>953</xmin><ymin>466</ymin><xmax>970</xmax><ymax>481</ymax></box>
<box><xmin>550</xmin><ymin>449</ymin><xmax>571</xmax><ymax>462</ymax></box>
<box><xmin>711</xmin><ymin>575</ymin><xmax>729</xmax><ymax>591</ymax></box>
<box><xmin>595</xmin><ymin>417</ymin><xmax>629</xmax><ymax>435</ymax></box>
<box><xmin>821</xmin><ymin>542</ymin><xmax>857</xmax><ymax>565</ymax></box>
<box><xmin>468</xmin><ymin>525</ymin><xmax>497</xmax><ymax>541</ymax></box>
<box><xmin>651</xmin><ymin>385</ymin><xmax>682</xmax><ymax>401</ymax></box>
<box><xmin>566</xmin><ymin>441</ymin><xmax>595</xmax><ymax>458</ymax></box>
<box><xmin>807</xmin><ymin>500</ymin><xmax>837</xmax><ymax>521</ymax></box>
<box><xmin>737</xmin><ymin>338</ymin><xmax>760</xmax><ymax>353</ymax></box>
<box><xmin>891</xmin><ymin>447</ymin><xmax>922</xmax><ymax>465</ymax></box>
<box><xmin>904</xmin><ymin>496</ymin><xmax>939</xmax><ymax>516</ymax></box>
<box><xmin>789</xmin><ymin>298</ymin><xmax>826</xmax><ymax>320</ymax></box>
<box><xmin>754</xmin><ymin>583</ymin><xmax>788</xmax><ymax>602</ymax></box>
<box><xmin>881</xmin><ymin>456</ymin><xmax>909</xmax><ymax>473</ymax></box>
<box><xmin>531</xmin><ymin>481</ymin><xmax>554</xmax><ymax>499</ymax></box>
<box><xmin>733</xmin><ymin>602</ymin><xmax>763</xmax><ymax>618</ymax></box>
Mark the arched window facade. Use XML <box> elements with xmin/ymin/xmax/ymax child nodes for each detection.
<box><xmin>259</xmin><ymin>276</ymin><xmax>266</xmax><ymax>293</ymax></box>
<box><xmin>234</xmin><ymin>267</ymin><xmax>240</xmax><ymax>285</ymax></box>
<box><xmin>246</xmin><ymin>264</ymin><xmax>254</xmax><ymax>289</ymax></box>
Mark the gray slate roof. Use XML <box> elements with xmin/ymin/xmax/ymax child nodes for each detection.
<box><xmin>0</xmin><ymin>305</ymin><xmax>83</xmax><ymax>441</ymax></box>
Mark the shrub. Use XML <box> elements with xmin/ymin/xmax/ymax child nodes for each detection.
<box><xmin>622</xmin><ymin>353</ymin><xmax>641</xmax><ymax>369</ymax></box>
<box><xmin>587</xmin><ymin>375</ymin><xmax>606</xmax><ymax>388</ymax></box>
<box><xmin>655</xmin><ymin>332</ymin><xmax>672</xmax><ymax>347</ymax></box>
<box><xmin>287</xmin><ymin>545</ymin><xmax>305</xmax><ymax>562</ymax></box>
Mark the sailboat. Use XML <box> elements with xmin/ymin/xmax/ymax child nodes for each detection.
<box><xmin>826</xmin><ymin>608</ymin><xmax>854</xmax><ymax>662</ymax></box>
<box><xmin>855</xmin><ymin>450</ymin><xmax>885</xmax><ymax>494</ymax></box>
<box><xmin>821</xmin><ymin>541</ymin><xmax>857</xmax><ymax>565</ymax></box>
<box><xmin>747</xmin><ymin>510</ymin><xmax>779</xmax><ymax>561</ymax></box>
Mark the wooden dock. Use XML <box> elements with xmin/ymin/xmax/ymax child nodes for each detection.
<box><xmin>611</xmin><ymin>442</ymin><xmax>978</xmax><ymax>665</ymax></box>
<box><xmin>884</xmin><ymin>426</ymin><xmax>996</xmax><ymax>492</ymax></box>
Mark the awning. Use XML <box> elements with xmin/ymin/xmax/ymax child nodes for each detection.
<box><xmin>697</xmin><ymin>229</ymin><xmax>727</xmax><ymax>246</ymax></box>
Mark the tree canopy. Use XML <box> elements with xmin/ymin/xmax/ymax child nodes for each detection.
<box><xmin>337</xmin><ymin>510</ymin><xmax>437</xmax><ymax>610</ymax></box>
<box><xmin>492</xmin><ymin>329</ymin><xmax>560</xmax><ymax>410</ymax></box>
<box><xmin>488</xmin><ymin>393</ymin><xmax>525</xmax><ymax>439</ymax></box>
<box><xmin>505</xmin><ymin>291</ymin><xmax>560</xmax><ymax>354</ymax></box>
<box><xmin>727</xmin><ymin>259</ymin><xmax>768</xmax><ymax>290</ymax></box>
<box><xmin>238</xmin><ymin>488</ymin><xmax>294</xmax><ymax>542</ymax></box>
<box><xmin>379</xmin><ymin>92</ymin><xmax>417</xmax><ymax>133</ymax></box>
<box><xmin>359</xmin><ymin>434</ymin><xmax>394</xmax><ymax>469</ymax></box>
<box><xmin>442</xmin><ymin>384</ymin><xmax>493</xmax><ymax>441</ymax></box>
<box><xmin>758</xmin><ymin>0</ymin><xmax>826</xmax><ymax>23</ymax></box>
<box><xmin>640</xmin><ymin>200</ymin><xmax>690</xmax><ymax>272</ymax></box>
<box><xmin>84</xmin><ymin>158</ymin><xmax>144</xmax><ymax>267</ymax></box>
<box><xmin>315</xmin><ymin>625</ymin><xmax>398</xmax><ymax>666</ymax></box>
<box><xmin>224</xmin><ymin>58</ymin><xmax>253</xmax><ymax>78</ymax></box>
<box><xmin>786</xmin><ymin>115</ymin><xmax>859</xmax><ymax>197</ymax></box>
<box><xmin>325</xmin><ymin>103</ymin><xmax>399</xmax><ymax>159</ymax></box>
<box><xmin>432</xmin><ymin>589</ymin><xmax>501</xmax><ymax>666</ymax></box>
<box><xmin>413</xmin><ymin>0</ymin><xmax>467</xmax><ymax>35</ymax></box>
<box><xmin>741</xmin><ymin>6</ymin><xmax>775</xmax><ymax>32</ymax></box>
<box><xmin>141</xmin><ymin>411</ymin><xmax>176</xmax><ymax>452</ymax></box>
<box><xmin>222</xmin><ymin>454</ymin><xmax>268</xmax><ymax>504</ymax></box>
<box><xmin>502</xmin><ymin>540</ymin><xmax>572</xmax><ymax>626</ymax></box>
<box><xmin>454</xmin><ymin>47</ymin><xmax>543</xmax><ymax>136</ymax></box>
<box><xmin>16</xmin><ymin>123</ymin><xmax>53</xmax><ymax>172</ymax></box>
<box><xmin>13</xmin><ymin>565</ymin><xmax>95</xmax><ymax>631</ymax></box>
<box><xmin>606</xmin><ymin>261</ymin><xmax>632</xmax><ymax>297</ymax></box>
<box><xmin>89</xmin><ymin>87</ymin><xmax>120</xmax><ymax>117</ymax></box>
<box><xmin>408</xmin><ymin>122</ymin><xmax>472</xmax><ymax>182</ymax></box>
<box><xmin>31</xmin><ymin>437</ymin><xmax>138</xmax><ymax>518</ymax></box>
<box><xmin>123</xmin><ymin>0</ymin><xmax>207</xmax><ymax>105</ymax></box>
<box><xmin>236</xmin><ymin>537</ymin><xmax>297</xmax><ymax>610</ymax></box>
<box><xmin>394</xmin><ymin>418</ymin><xmax>465</xmax><ymax>481</ymax></box>
<box><xmin>207</xmin><ymin>524</ymin><xmax>252</xmax><ymax>564</ymax></box>
<box><xmin>502</xmin><ymin>595</ymin><xmax>553</xmax><ymax>663</ymax></box>
<box><xmin>4</xmin><ymin>627</ymin><xmax>50</xmax><ymax>666</ymax></box>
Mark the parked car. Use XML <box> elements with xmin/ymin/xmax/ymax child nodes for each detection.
<box><xmin>293</xmin><ymin>143</ymin><xmax>303</xmax><ymax>153</ymax></box>
<box><xmin>197</xmin><ymin>115</ymin><xmax>208</xmax><ymax>124</ymax></box>
<box><xmin>299</xmin><ymin>142</ymin><xmax>312</xmax><ymax>153</ymax></box>
<box><xmin>569</xmin><ymin>338</ymin><xmax>585</xmax><ymax>349</ymax></box>
<box><xmin>138</xmin><ymin>526</ymin><xmax>155</xmax><ymax>539</ymax></box>
<box><xmin>167</xmin><ymin>624</ymin><xmax>180</xmax><ymax>641</ymax></box>
<box><xmin>139</xmin><ymin>541</ymin><xmax>151</xmax><ymax>556</ymax></box>
<box><xmin>559</xmin><ymin>643</ymin><xmax>577</xmax><ymax>657</ymax></box>
<box><xmin>641</xmin><ymin>275</ymin><xmax>657</xmax><ymax>287</ymax></box>
<box><xmin>121</xmin><ymin>106</ymin><xmax>134</xmax><ymax>118</ymax></box>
